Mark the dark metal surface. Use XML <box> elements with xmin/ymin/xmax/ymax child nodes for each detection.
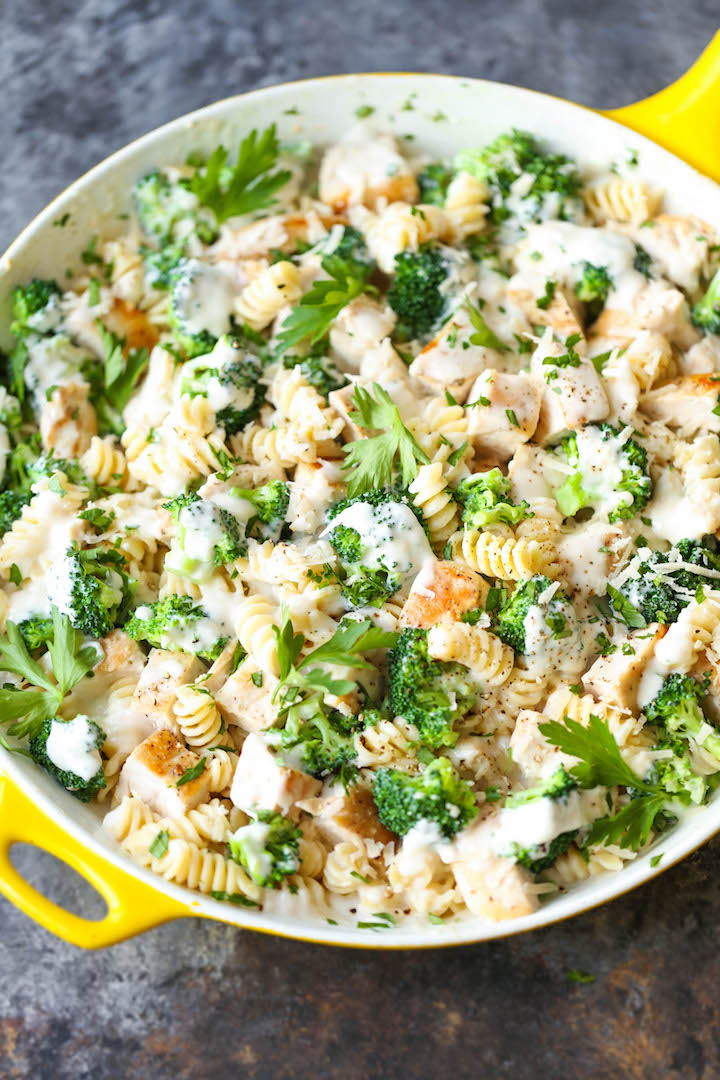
<box><xmin>2</xmin><ymin>2</ymin><xmax>720</xmax><ymax>1076</ymax></box>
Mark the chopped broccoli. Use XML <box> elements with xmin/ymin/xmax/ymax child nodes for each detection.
<box><xmin>125</xmin><ymin>594</ymin><xmax>228</xmax><ymax>662</ymax></box>
<box><xmin>387</xmin><ymin>627</ymin><xmax>479</xmax><ymax>747</ymax></box>
<box><xmin>133</xmin><ymin>170</ymin><xmax>216</xmax><ymax>246</ymax></box>
<box><xmin>329</xmin><ymin>225</ymin><xmax>373</xmax><ymax>266</ymax></box>
<box><xmin>372</xmin><ymin>758</ymin><xmax>477</xmax><ymax>839</ymax></box>
<box><xmin>504</xmin><ymin>766</ymin><xmax>577</xmax><ymax>807</ymax></box>
<box><xmin>10</xmin><ymin>279</ymin><xmax>63</xmax><ymax>338</ymax></box>
<box><xmin>230</xmin><ymin>479</ymin><xmax>290</xmax><ymax>541</ymax></box>
<box><xmin>499</xmin><ymin>767</ymin><xmax>580</xmax><ymax>872</ymax></box>
<box><xmin>326</xmin><ymin>490</ymin><xmax>431</xmax><ymax>608</ymax></box>
<box><xmin>633</xmin><ymin>244</ymin><xmax>653</xmax><ymax>280</ymax></box>
<box><xmin>648</xmin><ymin>734</ymin><xmax>707</xmax><ymax>805</ymax></box>
<box><xmin>554</xmin><ymin>424</ymin><xmax>651</xmax><ymax>523</ymax></box>
<box><xmin>141</xmin><ymin>243</ymin><xmax>186</xmax><ymax>289</ymax></box>
<box><xmin>228</xmin><ymin>810</ymin><xmax>301</xmax><ymax>887</ymax></box>
<box><xmin>644</xmin><ymin>673</ymin><xmax>720</xmax><ymax>764</ymax></box>
<box><xmin>282</xmin><ymin>345</ymin><xmax>347</xmax><ymax>399</ymax></box>
<box><xmin>417</xmin><ymin>163</ymin><xmax>455</xmax><ymax>206</ymax></box>
<box><xmin>691</xmin><ymin>267</ymin><xmax>720</xmax><ymax>335</ymax></box>
<box><xmin>455</xmin><ymin>468</ymin><xmax>531</xmax><ymax>530</ymax></box>
<box><xmin>455</xmin><ymin>129</ymin><xmax>582</xmax><ymax>230</ymax></box>
<box><xmin>168</xmin><ymin>260</ymin><xmax>234</xmax><ymax>358</ymax></box>
<box><xmin>0</xmin><ymin>490</ymin><xmax>29</xmax><ymax>535</ymax></box>
<box><xmin>18</xmin><ymin>616</ymin><xmax>54</xmax><ymax>651</ymax></box>
<box><xmin>181</xmin><ymin>333</ymin><xmax>265</xmax><ymax>430</ymax></box>
<box><xmin>267</xmin><ymin>694</ymin><xmax>358</xmax><ymax>779</ymax></box>
<box><xmin>63</xmin><ymin>545</ymin><xmax>134</xmax><ymax>638</ymax></box>
<box><xmin>493</xmin><ymin>575</ymin><xmax>574</xmax><ymax>655</ymax></box>
<box><xmin>512</xmin><ymin>831</ymin><xmax>579</xmax><ymax>874</ymax></box>
<box><xmin>164</xmin><ymin>491</ymin><xmax>245</xmax><ymax>579</ymax></box>
<box><xmin>574</xmin><ymin>261</ymin><xmax>613</xmax><ymax>321</ymax></box>
<box><xmin>387</xmin><ymin>244</ymin><xmax>450</xmax><ymax>341</ymax></box>
<box><xmin>612</xmin><ymin>540</ymin><xmax>720</xmax><ymax>626</ymax></box>
<box><xmin>29</xmin><ymin>714</ymin><xmax>106</xmax><ymax>803</ymax></box>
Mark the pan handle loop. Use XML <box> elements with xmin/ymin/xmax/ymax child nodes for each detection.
<box><xmin>602</xmin><ymin>32</ymin><xmax>720</xmax><ymax>183</ymax></box>
<box><xmin>0</xmin><ymin>774</ymin><xmax>190</xmax><ymax>947</ymax></box>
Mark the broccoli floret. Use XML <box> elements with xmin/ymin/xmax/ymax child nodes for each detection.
<box><xmin>455</xmin><ymin>129</ymin><xmax>582</xmax><ymax>229</ymax></box>
<box><xmin>372</xmin><ymin>758</ymin><xmax>477</xmax><ymax>839</ymax></box>
<box><xmin>648</xmin><ymin>735</ymin><xmax>707</xmax><ymax>805</ymax></box>
<box><xmin>64</xmin><ymin>546</ymin><xmax>133</xmax><ymax>638</ymax></box>
<box><xmin>141</xmin><ymin>243</ymin><xmax>186</xmax><ymax>288</ymax></box>
<box><xmin>574</xmin><ymin>261</ymin><xmax>613</xmax><ymax>321</ymax></box>
<box><xmin>493</xmin><ymin>575</ymin><xmax>573</xmax><ymax>655</ymax></box>
<box><xmin>125</xmin><ymin>594</ymin><xmax>227</xmax><ymax>661</ymax></box>
<box><xmin>133</xmin><ymin>170</ymin><xmax>216</xmax><ymax>246</ymax></box>
<box><xmin>164</xmin><ymin>491</ymin><xmax>245</xmax><ymax>579</ymax></box>
<box><xmin>27</xmin><ymin>451</ymin><xmax>91</xmax><ymax>491</ymax></box>
<box><xmin>326</xmin><ymin>490</ymin><xmax>431</xmax><ymax>608</ymax></box>
<box><xmin>282</xmin><ymin>347</ymin><xmax>347</xmax><ymax>399</ymax></box>
<box><xmin>645</xmin><ymin>673</ymin><xmax>720</xmax><ymax>764</ymax></box>
<box><xmin>18</xmin><ymin>616</ymin><xmax>55</xmax><ymax>651</ymax></box>
<box><xmin>388</xmin><ymin>628</ymin><xmax>479</xmax><ymax>748</ymax></box>
<box><xmin>29</xmin><ymin>714</ymin><xmax>106</xmax><ymax>802</ymax></box>
<box><xmin>0</xmin><ymin>490</ymin><xmax>29</xmax><ymax>535</ymax></box>
<box><xmin>692</xmin><ymin>267</ymin><xmax>720</xmax><ymax>335</ymax></box>
<box><xmin>168</xmin><ymin>260</ymin><xmax>234</xmax><ymax>358</ymax></box>
<box><xmin>330</xmin><ymin>225</ymin><xmax>373</xmax><ymax>265</ymax></box>
<box><xmin>498</xmin><ymin>767</ymin><xmax>580</xmax><ymax>872</ymax></box>
<box><xmin>612</xmin><ymin>540</ymin><xmax>720</xmax><ymax>626</ymax></box>
<box><xmin>181</xmin><ymin>333</ymin><xmax>265</xmax><ymax>430</ymax></box>
<box><xmin>455</xmin><ymin>468</ymin><xmax>531</xmax><ymax>530</ymax></box>
<box><xmin>10</xmin><ymin>279</ymin><xmax>63</xmax><ymax>338</ymax></box>
<box><xmin>268</xmin><ymin>695</ymin><xmax>358</xmax><ymax>779</ymax></box>
<box><xmin>228</xmin><ymin>810</ymin><xmax>301</xmax><ymax>887</ymax></box>
<box><xmin>230</xmin><ymin>480</ymin><xmax>290</xmax><ymax>541</ymax></box>
<box><xmin>554</xmin><ymin>423</ymin><xmax>651</xmax><ymax>523</ymax></box>
<box><xmin>417</xmin><ymin>163</ymin><xmax>455</xmax><ymax>206</ymax></box>
<box><xmin>387</xmin><ymin>245</ymin><xmax>450</xmax><ymax>341</ymax></box>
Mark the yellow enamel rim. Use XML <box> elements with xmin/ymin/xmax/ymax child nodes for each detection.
<box><xmin>3</xmin><ymin>33</ymin><xmax>720</xmax><ymax>948</ymax></box>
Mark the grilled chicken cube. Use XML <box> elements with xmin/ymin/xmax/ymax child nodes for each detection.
<box><xmin>214</xmin><ymin>662</ymin><xmax>280</xmax><ymax>733</ymax></box>
<box><xmin>531</xmin><ymin>330</ymin><xmax>609</xmax><ymax>444</ymax></box>
<box><xmin>451</xmin><ymin>816</ymin><xmax>540</xmax><ymax>921</ymax></box>
<box><xmin>229</xmin><ymin>733</ymin><xmax>321</xmax><ymax>814</ymax></box>
<box><xmin>582</xmin><ymin>625</ymin><xmax>665</xmax><ymax>711</ymax></box>
<box><xmin>298</xmin><ymin>785</ymin><xmax>393</xmax><ymax>847</ymax></box>
<box><xmin>409</xmin><ymin>303</ymin><xmax>502</xmax><ymax>402</ymax></box>
<box><xmin>509</xmin><ymin>709</ymin><xmax>573</xmax><ymax>784</ymax></box>
<box><xmin>640</xmin><ymin>374</ymin><xmax>720</xmax><ymax>436</ymax></box>
<box><xmin>319</xmin><ymin>126</ymin><xmax>418</xmax><ymax>211</ymax></box>
<box><xmin>132</xmin><ymin>648</ymin><xmax>205</xmax><ymax>736</ymax></box>
<box><xmin>399</xmin><ymin>559</ymin><xmax>488</xmax><ymax>628</ymax></box>
<box><xmin>117</xmin><ymin>730</ymin><xmax>212</xmax><ymax>816</ymax></box>
<box><xmin>465</xmin><ymin>369</ymin><xmax>542</xmax><ymax>460</ymax></box>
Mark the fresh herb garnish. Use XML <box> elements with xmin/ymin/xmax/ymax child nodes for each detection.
<box><xmin>188</xmin><ymin>125</ymin><xmax>291</xmax><ymax>224</ymax></box>
<box><xmin>341</xmin><ymin>383</ymin><xmax>429</xmax><ymax>497</ymax></box>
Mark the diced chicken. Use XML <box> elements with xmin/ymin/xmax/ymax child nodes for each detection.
<box><xmin>465</xmin><ymin>369</ymin><xmax>542</xmax><ymax>460</ymax></box>
<box><xmin>359</xmin><ymin>339</ymin><xmax>421</xmax><ymax>421</ymax></box>
<box><xmin>451</xmin><ymin>816</ymin><xmax>540</xmax><ymax>921</ymax></box>
<box><xmin>319</xmin><ymin>124</ymin><xmax>418</xmax><ymax>211</ymax></box>
<box><xmin>557</xmin><ymin>521</ymin><xmax>630</xmax><ymax>597</ymax></box>
<box><xmin>530</xmin><ymin>330</ymin><xmax>609</xmax><ymax>444</ymax></box>
<box><xmin>230</xmin><ymin>733</ymin><xmax>321</xmax><ymax>814</ymax></box>
<box><xmin>682</xmin><ymin>336</ymin><xmax>720</xmax><ymax>376</ymax></box>
<box><xmin>297</xmin><ymin>785</ymin><xmax>393</xmax><ymax>846</ymax></box>
<box><xmin>640</xmin><ymin>374</ymin><xmax>720</xmax><ymax>436</ymax></box>
<box><xmin>117</xmin><ymin>730</ymin><xmax>212</xmax><ymax>816</ymax></box>
<box><xmin>409</xmin><ymin>303</ymin><xmax>502</xmax><ymax>402</ymax></box>
<box><xmin>600</xmin><ymin>352</ymin><xmax>641</xmax><ymax>424</ymax></box>
<box><xmin>507</xmin><ymin>442</ymin><xmax>557</xmax><ymax>503</ymax></box>
<box><xmin>105</xmin><ymin>299</ymin><xmax>159</xmax><ymax>353</ymax></box>
<box><xmin>399</xmin><ymin>559</ymin><xmax>488</xmax><ymax>628</ymax></box>
<box><xmin>592</xmin><ymin>281</ymin><xmax>699</xmax><ymax>350</ymax></box>
<box><xmin>508</xmin><ymin>284</ymin><xmax>584</xmax><ymax>340</ymax></box>
<box><xmin>213</xmin><ymin>662</ymin><xmax>280</xmax><ymax>733</ymax></box>
<box><xmin>582</xmin><ymin>625</ymin><xmax>665</xmax><ymax>711</ymax></box>
<box><xmin>132</xmin><ymin>648</ymin><xmax>205</xmax><ymax>736</ymax></box>
<box><xmin>96</xmin><ymin>630</ymin><xmax>147</xmax><ymax>679</ymax></box>
<box><xmin>40</xmin><ymin>382</ymin><xmax>96</xmax><ymax>458</ymax></box>
<box><xmin>509</xmin><ymin>710</ymin><xmax>572</xmax><ymax>784</ymax></box>
<box><xmin>328</xmin><ymin>384</ymin><xmax>366</xmax><ymax>442</ymax></box>
<box><xmin>288</xmin><ymin>460</ymin><xmax>346</xmax><ymax>534</ymax></box>
<box><xmin>618</xmin><ymin>214</ymin><xmax>716</xmax><ymax>293</ymax></box>
<box><xmin>330</xmin><ymin>295</ymin><xmax>397</xmax><ymax>372</ymax></box>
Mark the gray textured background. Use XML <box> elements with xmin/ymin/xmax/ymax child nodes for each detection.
<box><xmin>3</xmin><ymin>2</ymin><xmax>720</xmax><ymax>1077</ymax></box>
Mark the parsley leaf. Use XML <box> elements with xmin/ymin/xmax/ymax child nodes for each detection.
<box><xmin>275</xmin><ymin>254</ymin><xmax>374</xmax><ymax>355</ymax></box>
<box><xmin>176</xmin><ymin>758</ymin><xmax>207</xmax><ymax>787</ymax></box>
<box><xmin>95</xmin><ymin>321</ymin><xmax>150</xmax><ymax>421</ymax></box>
<box><xmin>188</xmin><ymin>125</ymin><xmax>291</xmax><ymax>224</ymax></box>
<box><xmin>585</xmin><ymin>794</ymin><xmax>666</xmax><ymax>850</ymax></box>
<box><xmin>538</xmin><ymin>713</ymin><xmax>649</xmax><ymax>792</ymax></box>
<box><xmin>606</xmin><ymin>584</ymin><xmax>647</xmax><ymax>629</ymax></box>
<box><xmin>342</xmin><ymin>383</ymin><xmax>429</xmax><ymax>497</ymax></box>
<box><xmin>466</xmin><ymin>300</ymin><xmax>507</xmax><ymax>351</ymax></box>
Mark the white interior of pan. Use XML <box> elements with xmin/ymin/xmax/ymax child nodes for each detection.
<box><xmin>2</xmin><ymin>73</ymin><xmax>720</xmax><ymax>947</ymax></box>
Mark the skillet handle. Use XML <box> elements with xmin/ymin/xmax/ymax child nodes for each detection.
<box><xmin>602</xmin><ymin>32</ymin><xmax>720</xmax><ymax>183</ymax></box>
<box><xmin>0</xmin><ymin>774</ymin><xmax>190</xmax><ymax>947</ymax></box>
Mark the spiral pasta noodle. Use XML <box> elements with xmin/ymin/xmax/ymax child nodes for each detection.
<box><xmin>364</xmin><ymin>201</ymin><xmax>450</xmax><ymax>272</ymax></box>
<box><xmin>80</xmin><ymin>435</ymin><xmax>131</xmax><ymax>489</ymax></box>
<box><xmin>427</xmin><ymin>620</ymin><xmax>514</xmax><ymax>687</ymax></box>
<box><xmin>126</xmin><ymin>824</ymin><xmax>262</xmax><ymax>902</ymax></box>
<box><xmin>235</xmin><ymin>260</ymin><xmax>302</xmax><ymax>330</ymax></box>
<box><xmin>234</xmin><ymin>593</ymin><xmax>280</xmax><ymax>676</ymax></box>
<box><xmin>584</xmin><ymin>177</ymin><xmax>662</xmax><ymax>224</ymax></box>
<box><xmin>409</xmin><ymin>461</ymin><xmax>460</xmax><ymax>548</ymax></box>
<box><xmin>173</xmin><ymin>683</ymin><xmax>224</xmax><ymax>748</ymax></box>
<box><xmin>444</xmin><ymin>171</ymin><xmax>488</xmax><ymax>241</ymax></box>
<box><xmin>448</xmin><ymin>529</ymin><xmax>557</xmax><ymax>580</ymax></box>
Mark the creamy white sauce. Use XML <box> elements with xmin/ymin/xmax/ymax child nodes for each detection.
<box><xmin>46</xmin><ymin>715</ymin><xmax>101</xmax><ymax>782</ymax></box>
<box><xmin>395</xmin><ymin>820</ymin><xmax>454</xmax><ymax>877</ymax></box>
<box><xmin>645</xmin><ymin>470</ymin><xmax>711</xmax><ymax>544</ymax></box>
<box><xmin>570</xmin><ymin>425</ymin><xmax>635</xmax><ymax>519</ymax></box>
<box><xmin>23</xmin><ymin>334</ymin><xmax>91</xmax><ymax>405</ymax></box>
<box><xmin>173</xmin><ymin>259</ymin><xmax>235</xmax><ymax>338</ymax></box>
<box><xmin>491</xmin><ymin>788</ymin><xmax>606</xmax><ymax>857</ymax></box>
<box><xmin>324</xmin><ymin>499</ymin><xmax>432</xmax><ymax>596</ymax></box>
<box><xmin>229</xmin><ymin>821</ymin><xmax>275</xmax><ymax>881</ymax></box>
